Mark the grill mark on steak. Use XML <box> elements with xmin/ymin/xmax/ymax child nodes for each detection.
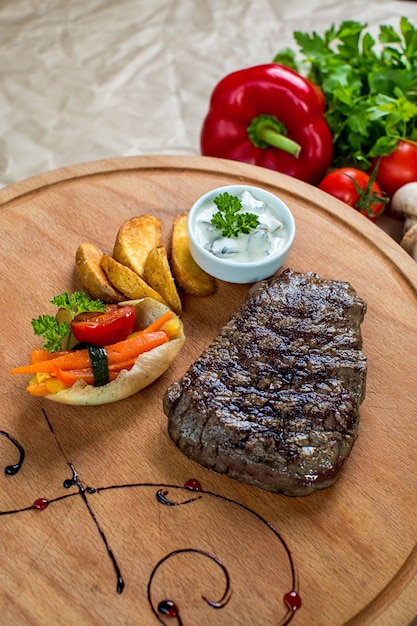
<box><xmin>163</xmin><ymin>269</ymin><xmax>367</xmax><ymax>496</ymax></box>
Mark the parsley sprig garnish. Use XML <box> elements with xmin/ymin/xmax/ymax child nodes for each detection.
<box><xmin>210</xmin><ymin>192</ymin><xmax>259</xmax><ymax>238</ymax></box>
<box><xmin>31</xmin><ymin>291</ymin><xmax>105</xmax><ymax>352</ymax></box>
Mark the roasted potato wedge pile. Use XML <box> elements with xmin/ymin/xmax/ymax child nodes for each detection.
<box><xmin>75</xmin><ymin>212</ymin><xmax>217</xmax><ymax>313</ymax></box>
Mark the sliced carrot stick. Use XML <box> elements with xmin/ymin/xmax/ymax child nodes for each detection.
<box><xmin>105</xmin><ymin>331</ymin><xmax>168</xmax><ymax>363</ymax></box>
<box><xmin>108</xmin><ymin>358</ymin><xmax>137</xmax><ymax>372</ymax></box>
<box><xmin>53</xmin><ymin>369</ymin><xmax>93</xmax><ymax>386</ymax></box>
<box><xmin>30</xmin><ymin>349</ymin><xmax>69</xmax><ymax>364</ymax></box>
<box><xmin>12</xmin><ymin>350</ymin><xmax>93</xmax><ymax>375</ymax></box>
<box><xmin>140</xmin><ymin>309</ymin><xmax>174</xmax><ymax>334</ymax></box>
<box><xmin>53</xmin><ymin>368</ymin><xmax>119</xmax><ymax>386</ymax></box>
<box><xmin>11</xmin><ymin>330</ymin><xmax>169</xmax><ymax>375</ymax></box>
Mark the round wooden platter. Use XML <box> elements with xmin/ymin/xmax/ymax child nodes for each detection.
<box><xmin>1</xmin><ymin>155</ymin><xmax>417</xmax><ymax>626</ymax></box>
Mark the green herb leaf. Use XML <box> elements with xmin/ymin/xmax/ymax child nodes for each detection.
<box><xmin>31</xmin><ymin>316</ymin><xmax>71</xmax><ymax>353</ymax></box>
<box><xmin>211</xmin><ymin>192</ymin><xmax>259</xmax><ymax>238</ymax></box>
<box><xmin>31</xmin><ymin>291</ymin><xmax>106</xmax><ymax>352</ymax></box>
<box><xmin>51</xmin><ymin>291</ymin><xmax>105</xmax><ymax>316</ymax></box>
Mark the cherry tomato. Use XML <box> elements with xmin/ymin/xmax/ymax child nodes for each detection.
<box><xmin>71</xmin><ymin>305</ymin><xmax>135</xmax><ymax>347</ymax></box>
<box><xmin>318</xmin><ymin>167</ymin><xmax>387</xmax><ymax>221</ymax></box>
<box><xmin>371</xmin><ymin>140</ymin><xmax>417</xmax><ymax>199</ymax></box>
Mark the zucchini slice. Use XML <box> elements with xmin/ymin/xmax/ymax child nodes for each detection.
<box><xmin>86</xmin><ymin>344</ymin><xmax>110</xmax><ymax>387</ymax></box>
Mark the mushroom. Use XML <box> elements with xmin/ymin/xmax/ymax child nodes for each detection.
<box><xmin>391</xmin><ymin>182</ymin><xmax>417</xmax><ymax>230</ymax></box>
<box><xmin>400</xmin><ymin>223</ymin><xmax>417</xmax><ymax>261</ymax></box>
<box><xmin>391</xmin><ymin>182</ymin><xmax>417</xmax><ymax>260</ymax></box>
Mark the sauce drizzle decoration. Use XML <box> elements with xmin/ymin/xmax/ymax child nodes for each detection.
<box><xmin>149</xmin><ymin>548</ymin><xmax>231</xmax><ymax>625</ymax></box>
<box><xmin>0</xmin><ymin>430</ymin><xmax>25</xmax><ymax>475</ymax></box>
<box><xmin>0</xmin><ymin>411</ymin><xmax>301</xmax><ymax>623</ymax></box>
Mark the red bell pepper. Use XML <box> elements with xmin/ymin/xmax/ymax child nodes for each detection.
<box><xmin>200</xmin><ymin>64</ymin><xmax>333</xmax><ymax>185</ymax></box>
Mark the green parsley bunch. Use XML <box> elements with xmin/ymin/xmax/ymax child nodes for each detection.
<box><xmin>274</xmin><ymin>17</ymin><xmax>417</xmax><ymax>168</ymax></box>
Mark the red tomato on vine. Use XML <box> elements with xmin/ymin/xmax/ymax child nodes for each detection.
<box><xmin>318</xmin><ymin>167</ymin><xmax>388</xmax><ymax>221</ymax></box>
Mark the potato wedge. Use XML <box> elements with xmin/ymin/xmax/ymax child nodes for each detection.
<box><xmin>143</xmin><ymin>245</ymin><xmax>182</xmax><ymax>314</ymax></box>
<box><xmin>170</xmin><ymin>212</ymin><xmax>217</xmax><ymax>297</ymax></box>
<box><xmin>75</xmin><ymin>242</ymin><xmax>124</xmax><ymax>303</ymax></box>
<box><xmin>113</xmin><ymin>215</ymin><xmax>162</xmax><ymax>277</ymax></box>
<box><xmin>101</xmin><ymin>254</ymin><xmax>169</xmax><ymax>306</ymax></box>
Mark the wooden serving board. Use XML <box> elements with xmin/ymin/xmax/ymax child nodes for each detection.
<box><xmin>1</xmin><ymin>155</ymin><xmax>417</xmax><ymax>626</ymax></box>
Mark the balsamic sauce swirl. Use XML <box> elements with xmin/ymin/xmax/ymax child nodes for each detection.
<box><xmin>0</xmin><ymin>430</ymin><xmax>25</xmax><ymax>475</ymax></box>
<box><xmin>148</xmin><ymin>548</ymin><xmax>231</xmax><ymax>626</ymax></box>
<box><xmin>0</xmin><ymin>411</ymin><xmax>301</xmax><ymax>623</ymax></box>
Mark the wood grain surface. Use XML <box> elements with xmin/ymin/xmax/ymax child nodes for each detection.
<box><xmin>0</xmin><ymin>155</ymin><xmax>416</xmax><ymax>626</ymax></box>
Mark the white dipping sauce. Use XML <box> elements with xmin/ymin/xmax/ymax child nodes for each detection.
<box><xmin>194</xmin><ymin>190</ymin><xmax>287</xmax><ymax>263</ymax></box>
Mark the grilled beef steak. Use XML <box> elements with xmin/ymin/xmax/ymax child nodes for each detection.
<box><xmin>163</xmin><ymin>269</ymin><xmax>367</xmax><ymax>496</ymax></box>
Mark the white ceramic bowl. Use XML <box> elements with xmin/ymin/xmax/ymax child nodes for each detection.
<box><xmin>187</xmin><ymin>184</ymin><xmax>296</xmax><ymax>284</ymax></box>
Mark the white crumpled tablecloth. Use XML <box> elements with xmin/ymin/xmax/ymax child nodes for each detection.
<box><xmin>1</xmin><ymin>0</ymin><xmax>416</xmax><ymax>189</ymax></box>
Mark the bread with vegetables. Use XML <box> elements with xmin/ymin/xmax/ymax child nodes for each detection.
<box><xmin>10</xmin><ymin>292</ymin><xmax>185</xmax><ymax>406</ymax></box>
